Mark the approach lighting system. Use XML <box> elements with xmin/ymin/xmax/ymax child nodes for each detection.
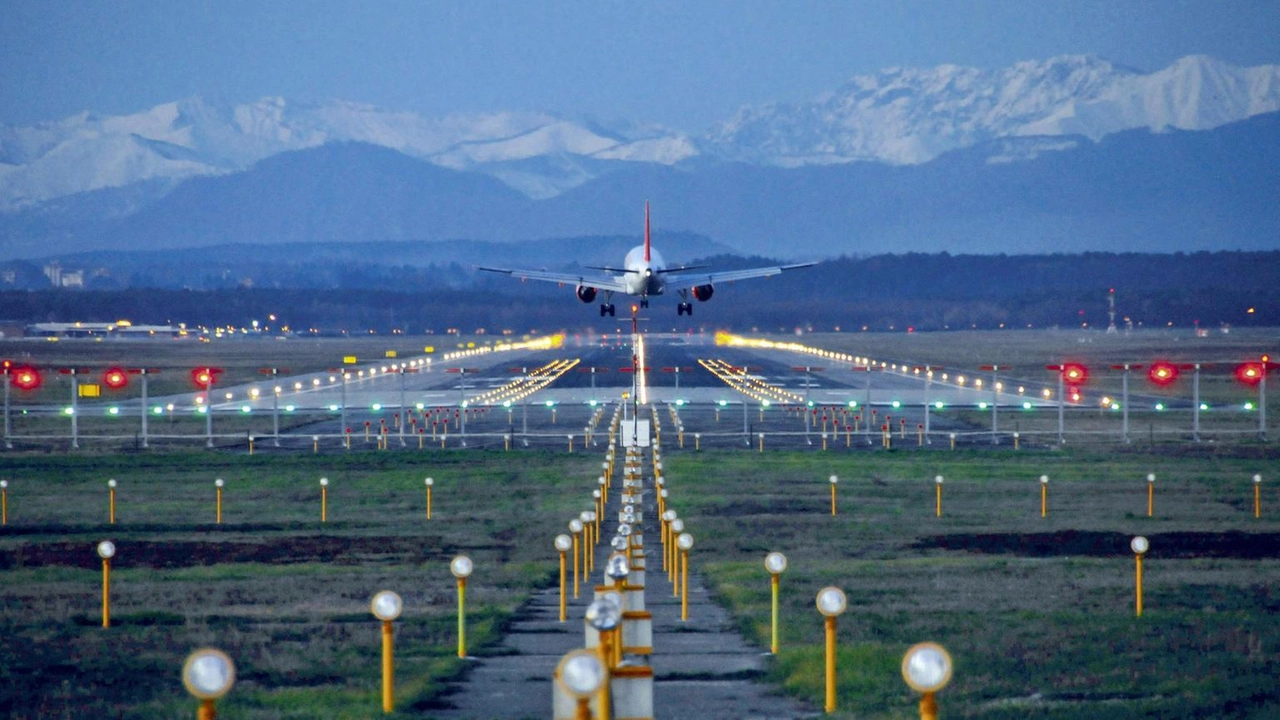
<box><xmin>103</xmin><ymin>367</ymin><xmax>129</xmax><ymax>390</ymax></box>
<box><xmin>1061</xmin><ymin>363</ymin><xmax>1088</xmax><ymax>384</ymax></box>
<box><xmin>1235</xmin><ymin>362</ymin><xmax>1265</xmax><ymax>385</ymax></box>
<box><xmin>1147</xmin><ymin>362</ymin><xmax>1179</xmax><ymax>386</ymax></box>
<box><xmin>191</xmin><ymin>367</ymin><xmax>223</xmax><ymax>389</ymax></box>
<box><xmin>11</xmin><ymin>365</ymin><xmax>42</xmax><ymax>391</ymax></box>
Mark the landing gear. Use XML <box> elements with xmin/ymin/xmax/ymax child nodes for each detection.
<box><xmin>677</xmin><ymin>302</ymin><xmax>693</xmax><ymax>316</ymax></box>
<box><xmin>640</xmin><ymin>298</ymin><xmax>649</xmax><ymax>309</ymax></box>
<box><xmin>599</xmin><ymin>303</ymin><xmax>616</xmax><ymax>317</ymax></box>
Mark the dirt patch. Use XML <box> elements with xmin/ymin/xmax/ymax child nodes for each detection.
<box><xmin>915</xmin><ymin>530</ymin><xmax>1280</xmax><ymax>559</ymax></box>
<box><xmin>0</xmin><ymin>535</ymin><xmax>461</xmax><ymax>570</ymax></box>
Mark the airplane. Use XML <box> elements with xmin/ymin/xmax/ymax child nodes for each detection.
<box><xmin>477</xmin><ymin>203</ymin><xmax>815</xmax><ymax>316</ymax></box>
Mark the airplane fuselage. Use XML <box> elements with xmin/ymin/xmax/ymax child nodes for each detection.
<box><xmin>620</xmin><ymin>245</ymin><xmax>667</xmax><ymax>297</ymax></box>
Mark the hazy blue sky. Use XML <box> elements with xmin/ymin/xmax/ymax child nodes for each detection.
<box><xmin>3</xmin><ymin>1</ymin><xmax>1278</xmax><ymax>130</ymax></box>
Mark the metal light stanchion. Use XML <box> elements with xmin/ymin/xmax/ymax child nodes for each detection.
<box><xmin>425</xmin><ymin>477</ymin><xmax>434</xmax><ymax>520</ymax></box>
<box><xmin>677</xmin><ymin>532</ymin><xmax>694</xmax><ymax>621</ymax></box>
<box><xmin>1131</xmin><ymin>536</ymin><xmax>1149</xmax><ymax>617</ymax></box>
<box><xmin>1039</xmin><ymin>475</ymin><xmax>1049</xmax><ymax>518</ymax></box>
<box><xmin>319</xmin><ymin>477</ymin><xmax>329</xmax><ymax>523</ymax></box>
<box><xmin>97</xmin><ymin>540</ymin><xmax>115</xmax><ymax>628</ymax></box>
<box><xmin>1255</xmin><ymin>474</ymin><xmax>1263</xmax><ymax>518</ymax></box>
<box><xmin>902</xmin><ymin>642</ymin><xmax>953</xmax><ymax>720</ymax></box>
<box><xmin>570</xmin><ymin>518</ymin><xmax>584</xmax><ymax>599</ymax></box>
<box><xmin>214</xmin><ymin>479</ymin><xmax>224</xmax><ymax>524</ymax></box>
<box><xmin>1146</xmin><ymin>473</ymin><xmax>1155</xmax><ymax>517</ymax></box>
<box><xmin>182</xmin><ymin>648</ymin><xmax>236</xmax><ymax>720</ymax></box>
<box><xmin>371</xmin><ymin>590</ymin><xmax>403</xmax><ymax>713</ymax></box>
<box><xmin>934</xmin><ymin>475</ymin><xmax>943</xmax><ymax>517</ymax></box>
<box><xmin>1</xmin><ymin>480</ymin><xmax>8</xmax><ymax>525</ymax></box>
<box><xmin>765</xmin><ymin>552</ymin><xmax>787</xmax><ymax>654</ymax></box>
<box><xmin>816</xmin><ymin>587</ymin><xmax>848</xmax><ymax>714</ymax></box>
<box><xmin>555</xmin><ymin>534</ymin><xmax>572</xmax><ymax>622</ymax></box>
<box><xmin>108</xmin><ymin>479</ymin><xmax>118</xmax><ymax>524</ymax></box>
<box><xmin>581</xmin><ymin>511</ymin><xmax>595</xmax><ymax>573</ymax></box>
<box><xmin>451</xmin><ymin>555</ymin><xmax>473</xmax><ymax>658</ymax></box>
<box><xmin>668</xmin><ymin>519</ymin><xmax>684</xmax><ymax>592</ymax></box>
<box><xmin>829</xmin><ymin>475</ymin><xmax>838</xmax><ymax>516</ymax></box>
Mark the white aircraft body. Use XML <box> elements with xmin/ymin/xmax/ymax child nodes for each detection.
<box><xmin>478</xmin><ymin>204</ymin><xmax>814</xmax><ymax>316</ymax></box>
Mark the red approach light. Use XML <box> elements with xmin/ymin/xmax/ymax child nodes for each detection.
<box><xmin>1235</xmin><ymin>362</ymin><xmax>1265</xmax><ymax>385</ymax></box>
<box><xmin>12</xmin><ymin>365</ymin><xmax>42</xmax><ymax>391</ymax></box>
<box><xmin>1147</xmin><ymin>362</ymin><xmax>1179</xmax><ymax>386</ymax></box>
<box><xmin>1061</xmin><ymin>363</ymin><xmax>1089</xmax><ymax>384</ymax></box>
<box><xmin>191</xmin><ymin>367</ymin><xmax>221</xmax><ymax>389</ymax></box>
<box><xmin>103</xmin><ymin>367</ymin><xmax>129</xmax><ymax>390</ymax></box>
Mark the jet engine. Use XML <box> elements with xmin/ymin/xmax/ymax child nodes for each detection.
<box><xmin>576</xmin><ymin>286</ymin><xmax>598</xmax><ymax>303</ymax></box>
<box><xmin>692</xmin><ymin>284</ymin><xmax>714</xmax><ymax>302</ymax></box>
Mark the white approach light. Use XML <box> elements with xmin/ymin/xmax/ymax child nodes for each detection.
<box><xmin>556</xmin><ymin>649</ymin><xmax>606</xmax><ymax>698</ymax></box>
<box><xmin>97</xmin><ymin>540</ymin><xmax>116</xmax><ymax>559</ymax></box>
<box><xmin>935</xmin><ymin>475</ymin><xmax>944</xmax><ymax>485</ymax></box>
<box><xmin>450</xmin><ymin>555</ymin><xmax>474</xmax><ymax>579</ymax></box>
<box><xmin>108</xmin><ymin>479</ymin><xmax>118</xmax><ymax>489</ymax></box>
<box><xmin>585</xmin><ymin>593</ymin><xmax>622</xmax><ymax>630</ymax></box>
<box><xmin>554</xmin><ymin>534</ymin><xmax>572</xmax><ymax>553</ymax></box>
<box><xmin>425</xmin><ymin>477</ymin><xmax>434</xmax><ymax>487</ymax></box>
<box><xmin>1130</xmin><ymin>536</ymin><xmax>1149</xmax><ymax>555</ymax></box>
<box><xmin>816</xmin><ymin>586</ymin><xmax>847</xmax><ymax>617</ymax></box>
<box><xmin>829</xmin><ymin>475</ymin><xmax>838</xmax><ymax>485</ymax></box>
<box><xmin>371</xmin><ymin>590</ymin><xmax>403</xmax><ymax>621</ymax></box>
<box><xmin>215</xmin><ymin>478</ymin><xmax>224</xmax><ymax>488</ymax></box>
<box><xmin>606</xmin><ymin>553</ymin><xmax>630</xmax><ymax>580</ymax></box>
<box><xmin>182</xmin><ymin>648</ymin><xmax>236</xmax><ymax>700</ymax></box>
<box><xmin>902</xmin><ymin>642</ymin><xmax>953</xmax><ymax>693</ymax></box>
<box><xmin>676</xmin><ymin>533</ymin><xmax>694</xmax><ymax>551</ymax></box>
<box><xmin>320</xmin><ymin>477</ymin><xmax>329</xmax><ymax>487</ymax></box>
<box><xmin>765</xmin><ymin>551</ymin><xmax>787</xmax><ymax>575</ymax></box>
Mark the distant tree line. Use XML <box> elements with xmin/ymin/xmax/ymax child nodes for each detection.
<box><xmin>1</xmin><ymin>251</ymin><xmax>1274</xmax><ymax>334</ymax></box>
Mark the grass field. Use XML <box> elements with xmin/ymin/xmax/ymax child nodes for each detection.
<box><xmin>2</xmin><ymin>443</ymin><xmax>1278</xmax><ymax>718</ymax></box>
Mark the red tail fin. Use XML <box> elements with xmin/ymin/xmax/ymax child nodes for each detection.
<box><xmin>644</xmin><ymin>201</ymin><xmax>651</xmax><ymax>263</ymax></box>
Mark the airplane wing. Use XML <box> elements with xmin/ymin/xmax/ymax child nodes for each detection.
<box><xmin>662</xmin><ymin>261</ymin><xmax>817</xmax><ymax>291</ymax></box>
<box><xmin>476</xmin><ymin>266</ymin><xmax>631</xmax><ymax>293</ymax></box>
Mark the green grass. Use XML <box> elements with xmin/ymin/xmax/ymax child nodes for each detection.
<box><xmin>666</xmin><ymin>447</ymin><xmax>1280</xmax><ymax>718</ymax></box>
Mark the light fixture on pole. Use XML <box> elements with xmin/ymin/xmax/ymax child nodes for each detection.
<box><xmin>370</xmin><ymin>590</ymin><xmax>403</xmax><ymax>713</ymax></box>
<box><xmin>451</xmin><ymin>555</ymin><xmax>474</xmax><ymax>658</ymax></box>
<box><xmin>97</xmin><ymin>540</ymin><xmax>116</xmax><ymax>628</ymax></box>
<box><xmin>1131</xmin><ymin>536</ymin><xmax>1149</xmax><ymax>617</ymax></box>
<box><xmin>816</xmin><ymin>586</ymin><xmax>848</xmax><ymax>714</ymax></box>
<box><xmin>902</xmin><ymin>642</ymin><xmax>953</xmax><ymax>720</ymax></box>
<box><xmin>765</xmin><ymin>552</ymin><xmax>787</xmax><ymax>654</ymax></box>
<box><xmin>555</xmin><ymin>534</ymin><xmax>572</xmax><ymax>622</ymax></box>
<box><xmin>677</xmin><ymin>532</ymin><xmax>694</xmax><ymax>621</ymax></box>
<box><xmin>182</xmin><ymin>648</ymin><xmax>236</xmax><ymax>720</ymax></box>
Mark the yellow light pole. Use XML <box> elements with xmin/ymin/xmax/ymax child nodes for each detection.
<box><xmin>678</xmin><ymin>532</ymin><xmax>694</xmax><ymax>621</ymax></box>
<box><xmin>668</xmin><ymin>519</ymin><xmax>684</xmax><ymax>592</ymax></box>
<box><xmin>569</xmin><ymin>518</ymin><xmax>584</xmax><ymax>599</ymax></box>
<box><xmin>593</xmin><ymin>488</ymin><xmax>602</xmax><ymax>521</ymax></box>
<box><xmin>829</xmin><ymin>475</ymin><xmax>838</xmax><ymax>516</ymax></box>
<box><xmin>935</xmin><ymin>475</ymin><xmax>943</xmax><ymax>517</ymax></box>
<box><xmin>424</xmin><ymin>477</ymin><xmax>434</xmax><ymax>519</ymax></box>
<box><xmin>371</xmin><ymin>590</ymin><xmax>403</xmax><ymax>713</ymax></box>
<box><xmin>319</xmin><ymin>477</ymin><xmax>329</xmax><ymax>523</ymax></box>
<box><xmin>451</xmin><ymin>555</ymin><xmax>473</xmax><ymax>658</ymax></box>
<box><xmin>555</xmin><ymin>534</ymin><xmax>572</xmax><ymax>622</ymax></box>
<box><xmin>183</xmin><ymin>648</ymin><xmax>236</xmax><ymax>720</ymax></box>
<box><xmin>580</xmin><ymin>511</ymin><xmax>595</xmax><ymax>573</ymax></box>
<box><xmin>585</xmin><ymin>595</ymin><xmax>622</xmax><ymax>716</ymax></box>
<box><xmin>1146</xmin><ymin>473</ymin><xmax>1155</xmax><ymax>517</ymax></box>
<box><xmin>214</xmin><ymin>479</ymin><xmax>224</xmax><ymax>524</ymax></box>
<box><xmin>1</xmin><ymin>480</ymin><xmax>8</xmax><ymax>525</ymax></box>
<box><xmin>816</xmin><ymin>586</ymin><xmax>848</xmax><ymax>714</ymax></box>
<box><xmin>1255</xmin><ymin>474</ymin><xmax>1263</xmax><ymax>518</ymax></box>
<box><xmin>902</xmin><ymin>642</ymin><xmax>953</xmax><ymax>720</ymax></box>
<box><xmin>108</xmin><ymin>479</ymin><xmax>118</xmax><ymax>524</ymax></box>
<box><xmin>1039</xmin><ymin>475</ymin><xmax>1049</xmax><ymax>518</ymax></box>
<box><xmin>765</xmin><ymin>552</ymin><xmax>787</xmax><ymax>654</ymax></box>
<box><xmin>1131</xmin><ymin>536</ymin><xmax>1149</xmax><ymax>617</ymax></box>
<box><xmin>97</xmin><ymin>540</ymin><xmax>115</xmax><ymax>628</ymax></box>
<box><xmin>555</xmin><ymin>649</ymin><xmax>607</xmax><ymax>720</ymax></box>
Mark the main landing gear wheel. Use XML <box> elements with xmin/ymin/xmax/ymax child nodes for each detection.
<box><xmin>677</xmin><ymin>302</ymin><xmax>693</xmax><ymax>316</ymax></box>
<box><xmin>640</xmin><ymin>299</ymin><xmax>649</xmax><ymax>308</ymax></box>
<box><xmin>599</xmin><ymin>303</ymin><xmax>616</xmax><ymax>317</ymax></box>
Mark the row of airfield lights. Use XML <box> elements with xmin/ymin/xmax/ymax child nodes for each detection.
<box><xmin>2</xmin><ymin>467</ymin><xmax>1266</xmax><ymax>532</ymax></box>
<box><xmin>709</xmin><ymin>335</ymin><xmax>1274</xmax><ymax>411</ymax></box>
<box><xmin>1</xmin><ymin>334</ymin><xmax>564</xmax><ymax>415</ymax></box>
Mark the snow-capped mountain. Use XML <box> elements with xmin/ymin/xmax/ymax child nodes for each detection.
<box><xmin>4</xmin><ymin>54</ymin><xmax>1278</xmax><ymax>212</ymax></box>
<box><xmin>707</xmin><ymin>54</ymin><xmax>1280</xmax><ymax>166</ymax></box>
<box><xmin>0</xmin><ymin>97</ymin><xmax>695</xmax><ymax>210</ymax></box>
